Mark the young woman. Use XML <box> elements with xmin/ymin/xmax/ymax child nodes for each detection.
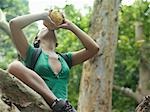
<box><xmin>8</xmin><ymin>10</ymin><xmax>99</xmax><ymax>112</ymax></box>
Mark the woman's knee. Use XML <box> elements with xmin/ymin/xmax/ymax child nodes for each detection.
<box><xmin>7</xmin><ymin>60</ymin><xmax>23</xmax><ymax>74</ymax></box>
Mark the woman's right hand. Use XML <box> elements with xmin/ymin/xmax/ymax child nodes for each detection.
<box><xmin>42</xmin><ymin>11</ymin><xmax>57</xmax><ymax>30</ymax></box>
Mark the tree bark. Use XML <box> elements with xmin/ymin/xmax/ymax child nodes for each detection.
<box><xmin>0</xmin><ymin>68</ymin><xmax>52</xmax><ymax>112</ymax></box>
<box><xmin>78</xmin><ymin>0</ymin><xmax>120</xmax><ymax>112</ymax></box>
<box><xmin>113</xmin><ymin>85</ymin><xmax>139</xmax><ymax>101</ymax></box>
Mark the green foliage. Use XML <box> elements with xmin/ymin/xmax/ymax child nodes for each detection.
<box><xmin>0</xmin><ymin>0</ymin><xmax>29</xmax><ymax>21</ymax></box>
<box><xmin>113</xmin><ymin>90</ymin><xmax>137</xmax><ymax>112</ymax></box>
<box><xmin>68</xmin><ymin>64</ymin><xmax>82</xmax><ymax>108</ymax></box>
<box><xmin>0</xmin><ymin>0</ymin><xmax>38</xmax><ymax>69</ymax></box>
<box><xmin>0</xmin><ymin>28</ymin><xmax>17</xmax><ymax>69</ymax></box>
<box><xmin>113</xmin><ymin>0</ymin><xmax>150</xmax><ymax>111</ymax></box>
<box><xmin>1</xmin><ymin>0</ymin><xmax>149</xmax><ymax>111</ymax></box>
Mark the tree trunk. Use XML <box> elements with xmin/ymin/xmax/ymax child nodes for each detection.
<box><xmin>0</xmin><ymin>9</ymin><xmax>11</xmax><ymax>36</ymax></box>
<box><xmin>135</xmin><ymin>22</ymin><xmax>150</xmax><ymax>101</ymax></box>
<box><xmin>78</xmin><ymin>0</ymin><xmax>120</xmax><ymax>112</ymax></box>
<box><xmin>0</xmin><ymin>68</ymin><xmax>52</xmax><ymax>112</ymax></box>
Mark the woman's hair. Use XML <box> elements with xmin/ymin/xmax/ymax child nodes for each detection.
<box><xmin>33</xmin><ymin>35</ymin><xmax>58</xmax><ymax>48</ymax></box>
<box><xmin>33</xmin><ymin>36</ymin><xmax>40</xmax><ymax>48</ymax></box>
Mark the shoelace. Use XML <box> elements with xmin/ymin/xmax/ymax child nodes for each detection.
<box><xmin>64</xmin><ymin>101</ymin><xmax>74</xmax><ymax>112</ymax></box>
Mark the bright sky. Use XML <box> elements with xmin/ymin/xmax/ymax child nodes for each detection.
<box><xmin>29</xmin><ymin>0</ymin><xmax>94</xmax><ymax>13</ymax></box>
<box><xmin>28</xmin><ymin>0</ymin><xmax>136</xmax><ymax>28</ymax></box>
<box><xmin>122</xmin><ymin>0</ymin><xmax>135</xmax><ymax>6</ymax></box>
<box><xmin>29</xmin><ymin>0</ymin><xmax>136</xmax><ymax>13</ymax></box>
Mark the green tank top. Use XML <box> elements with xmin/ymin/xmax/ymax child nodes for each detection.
<box><xmin>24</xmin><ymin>45</ymin><xmax>72</xmax><ymax>100</ymax></box>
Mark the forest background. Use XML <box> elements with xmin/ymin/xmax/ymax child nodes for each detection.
<box><xmin>0</xmin><ymin>0</ymin><xmax>149</xmax><ymax>111</ymax></box>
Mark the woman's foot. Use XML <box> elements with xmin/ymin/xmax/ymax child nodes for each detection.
<box><xmin>51</xmin><ymin>99</ymin><xmax>77</xmax><ymax>112</ymax></box>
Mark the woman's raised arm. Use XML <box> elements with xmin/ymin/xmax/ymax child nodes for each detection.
<box><xmin>9</xmin><ymin>12</ymin><xmax>51</xmax><ymax>59</ymax></box>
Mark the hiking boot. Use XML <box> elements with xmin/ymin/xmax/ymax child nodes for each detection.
<box><xmin>51</xmin><ymin>99</ymin><xmax>77</xmax><ymax>112</ymax></box>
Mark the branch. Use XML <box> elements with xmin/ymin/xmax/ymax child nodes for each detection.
<box><xmin>0</xmin><ymin>68</ymin><xmax>52</xmax><ymax>112</ymax></box>
<box><xmin>0</xmin><ymin>99</ymin><xmax>20</xmax><ymax>112</ymax></box>
<box><xmin>113</xmin><ymin>85</ymin><xmax>139</xmax><ymax>102</ymax></box>
<box><xmin>135</xmin><ymin>95</ymin><xmax>150</xmax><ymax>112</ymax></box>
<box><xmin>0</xmin><ymin>9</ymin><xmax>11</xmax><ymax>36</ymax></box>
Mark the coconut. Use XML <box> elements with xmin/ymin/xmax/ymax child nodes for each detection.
<box><xmin>43</xmin><ymin>9</ymin><xmax>64</xmax><ymax>29</ymax></box>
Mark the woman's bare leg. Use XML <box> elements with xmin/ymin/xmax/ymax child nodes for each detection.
<box><xmin>7</xmin><ymin>60</ymin><xmax>57</xmax><ymax>107</ymax></box>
